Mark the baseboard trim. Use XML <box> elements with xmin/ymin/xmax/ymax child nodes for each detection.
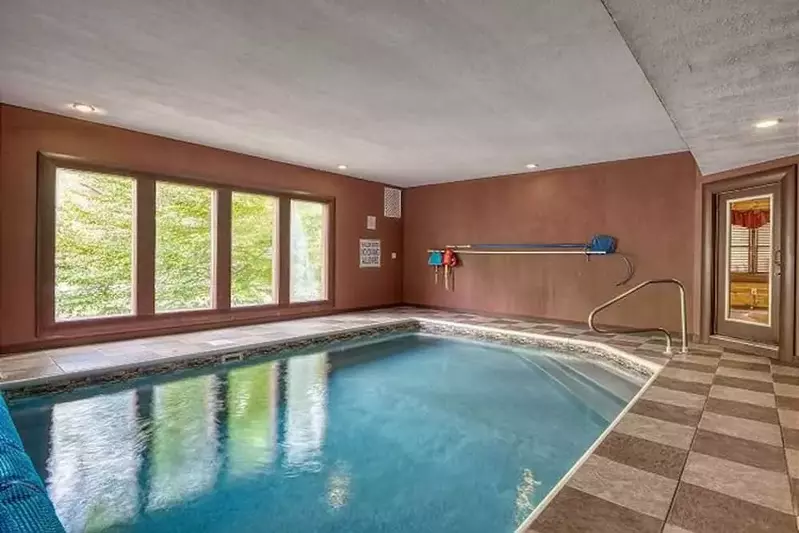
<box><xmin>709</xmin><ymin>334</ymin><xmax>779</xmax><ymax>359</ymax></box>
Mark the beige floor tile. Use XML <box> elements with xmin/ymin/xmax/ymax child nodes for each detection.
<box><xmin>613</xmin><ymin>413</ymin><xmax>695</xmax><ymax>450</ymax></box>
<box><xmin>642</xmin><ymin>386</ymin><xmax>706</xmax><ymax>410</ymax></box>
<box><xmin>774</xmin><ymin>383</ymin><xmax>799</xmax><ymax>399</ymax></box>
<box><xmin>567</xmin><ymin>455</ymin><xmax>677</xmax><ymax>519</ymax></box>
<box><xmin>667</xmin><ymin>482</ymin><xmax>796</xmax><ymax>533</ymax></box>
<box><xmin>785</xmin><ymin>449</ymin><xmax>799</xmax><ymax>478</ymax></box>
<box><xmin>681</xmin><ymin>452</ymin><xmax>793</xmax><ymax>514</ymax></box>
<box><xmin>0</xmin><ymin>353</ymin><xmax>58</xmax><ymax>371</ymax></box>
<box><xmin>772</xmin><ymin>365</ymin><xmax>799</xmax><ymax>378</ymax></box>
<box><xmin>716</xmin><ymin>366</ymin><xmax>772</xmax><ymax>383</ymax></box>
<box><xmin>660</xmin><ymin>367</ymin><xmax>714</xmax><ymax>384</ymax></box>
<box><xmin>699</xmin><ymin>411</ymin><xmax>782</xmax><ymax>446</ymax></box>
<box><xmin>721</xmin><ymin>352</ymin><xmax>773</xmax><ymax>365</ymax></box>
<box><xmin>778</xmin><ymin>408</ymin><xmax>799</xmax><ymax>430</ymax></box>
<box><xmin>532</xmin><ymin>486</ymin><xmax>663</xmax><ymax>533</ymax></box>
<box><xmin>662</xmin><ymin>525</ymin><xmax>694</xmax><ymax>533</ymax></box>
<box><xmin>709</xmin><ymin>385</ymin><xmax>776</xmax><ymax>408</ymax></box>
<box><xmin>0</xmin><ymin>363</ymin><xmax>64</xmax><ymax>383</ymax></box>
<box><xmin>712</xmin><ymin>375</ymin><xmax>774</xmax><ymax>393</ymax></box>
<box><xmin>680</xmin><ymin>354</ymin><xmax>719</xmax><ymax>367</ymax></box>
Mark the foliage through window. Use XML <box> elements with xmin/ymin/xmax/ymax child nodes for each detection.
<box><xmin>155</xmin><ymin>182</ymin><xmax>213</xmax><ymax>312</ymax></box>
<box><xmin>55</xmin><ymin>169</ymin><xmax>135</xmax><ymax>320</ymax></box>
<box><xmin>231</xmin><ymin>192</ymin><xmax>277</xmax><ymax>306</ymax></box>
<box><xmin>44</xmin><ymin>160</ymin><xmax>332</xmax><ymax>328</ymax></box>
<box><xmin>290</xmin><ymin>200</ymin><xmax>326</xmax><ymax>302</ymax></box>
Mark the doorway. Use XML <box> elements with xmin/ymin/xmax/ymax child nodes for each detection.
<box><xmin>701</xmin><ymin>167</ymin><xmax>796</xmax><ymax>361</ymax></box>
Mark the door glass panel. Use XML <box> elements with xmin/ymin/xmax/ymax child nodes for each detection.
<box><xmin>726</xmin><ymin>195</ymin><xmax>772</xmax><ymax>326</ymax></box>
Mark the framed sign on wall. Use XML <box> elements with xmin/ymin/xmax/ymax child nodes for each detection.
<box><xmin>359</xmin><ymin>239</ymin><xmax>381</xmax><ymax>268</ymax></box>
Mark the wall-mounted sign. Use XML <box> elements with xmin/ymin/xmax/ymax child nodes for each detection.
<box><xmin>366</xmin><ymin>215</ymin><xmax>377</xmax><ymax>230</ymax></box>
<box><xmin>359</xmin><ymin>239</ymin><xmax>381</xmax><ymax>268</ymax></box>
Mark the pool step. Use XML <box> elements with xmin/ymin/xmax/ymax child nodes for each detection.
<box><xmin>548</xmin><ymin>356</ymin><xmax>643</xmax><ymax>401</ymax></box>
<box><xmin>518</xmin><ymin>354</ymin><xmax>630</xmax><ymax>422</ymax></box>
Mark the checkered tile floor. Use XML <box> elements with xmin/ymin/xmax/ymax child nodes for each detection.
<box><xmin>1</xmin><ymin>306</ymin><xmax>797</xmax><ymax>532</ymax></box>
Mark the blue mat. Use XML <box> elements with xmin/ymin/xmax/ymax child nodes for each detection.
<box><xmin>0</xmin><ymin>395</ymin><xmax>64</xmax><ymax>532</ymax></box>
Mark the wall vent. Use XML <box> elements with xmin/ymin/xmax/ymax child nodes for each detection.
<box><xmin>384</xmin><ymin>187</ymin><xmax>401</xmax><ymax>218</ymax></box>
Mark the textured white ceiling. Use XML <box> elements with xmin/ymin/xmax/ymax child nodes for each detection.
<box><xmin>0</xmin><ymin>0</ymin><xmax>687</xmax><ymax>186</ymax></box>
<box><xmin>603</xmin><ymin>0</ymin><xmax>799</xmax><ymax>176</ymax></box>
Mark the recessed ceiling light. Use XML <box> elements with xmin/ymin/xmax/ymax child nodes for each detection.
<box><xmin>525</xmin><ymin>163</ymin><xmax>538</xmax><ymax>169</ymax></box>
<box><xmin>337</xmin><ymin>165</ymin><xmax>348</xmax><ymax>170</ymax></box>
<box><xmin>69</xmin><ymin>102</ymin><xmax>101</xmax><ymax>114</ymax></box>
<box><xmin>755</xmin><ymin>118</ymin><xmax>781</xmax><ymax>129</ymax></box>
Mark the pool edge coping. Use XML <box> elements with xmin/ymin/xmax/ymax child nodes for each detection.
<box><xmin>1</xmin><ymin>316</ymin><xmax>662</xmax><ymax>394</ymax></box>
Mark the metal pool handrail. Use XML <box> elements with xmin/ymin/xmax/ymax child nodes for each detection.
<box><xmin>588</xmin><ymin>278</ymin><xmax>688</xmax><ymax>355</ymax></box>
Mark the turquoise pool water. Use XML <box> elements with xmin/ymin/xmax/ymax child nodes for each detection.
<box><xmin>8</xmin><ymin>334</ymin><xmax>645</xmax><ymax>533</ymax></box>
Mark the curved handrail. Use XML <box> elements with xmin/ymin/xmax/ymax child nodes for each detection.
<box><xmin>588</xmin><ymin>278</ymin><xmax>688</xmax><ymax>355</ymax></box>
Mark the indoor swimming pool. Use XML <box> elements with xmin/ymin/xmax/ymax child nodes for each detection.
<box><xmin>8</xmin><ymin>333</ymin><xmax>647</xmax><ymax>533</ymax></box>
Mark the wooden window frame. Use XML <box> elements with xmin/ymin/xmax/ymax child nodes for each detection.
<box><xmin>36</xmin><ymin>153</ymin><xmax>335</xmax><ymax>341</ymax></box>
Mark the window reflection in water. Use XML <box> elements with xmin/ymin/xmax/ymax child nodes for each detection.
<box><xmin>47</xmin><ymin>391</ymin><xmax>141</xmax><ymax>533</ymax></box>
<box><xmin>39</xmin><ymin>354</ymin><xmax>332</xmax><ymax>528</ymax></box>
<box><xmin>284</xmin><ymin>352</ymin><xmax>329</xmax><ymax>471</ymax></box>
<box><xmin>227</xmin><ymin>362</ymin><xmax>278</xmax><ymax>478</ymax></box>
<box><xmin>147</xmin><ymin>375</ymin><xmax>221</xmax><ymax>510</ymax></box>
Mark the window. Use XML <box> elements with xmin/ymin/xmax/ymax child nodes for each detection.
<box><xmin>729</xmin><ymin>225</ymin><xmax>751</xmax><ymax>273</ymax></box>
<box><xmin>41</xmin><ymin>157</ymin><xmax>333</xmax><ymax>334</ymax></box>
<box><xmin>290</xmin><ymin>200</ymin><xmax>327</xmax><ymax>302</ymax></box>
<box><xmin>756</xmin><ymin>223</ymin><xmax>772</xmax><ymax>273</ymax></box>
<box><xmin>155</xmin><ymin>182</ymin><xmax>213</xmax><ymax>312</ymax></box>
<box><xmin>54</xmin><ymin>168</ymin><xmax>135</xmax><ymax>320</ymax></box>
<box><xmin>730</xmin><ymin>222</ymin><xmax>772</xmax><ymax>274</ymax></box>
<box><xmin>231</xmin><ymin>192</ymin><xmax>278</xmax><ymax>306</ymax></box>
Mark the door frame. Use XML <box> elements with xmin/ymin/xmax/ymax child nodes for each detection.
<box><xmin>700</xmin><ymin>166</ymin><xmax>797</xmax><ymax>361</ymax></box>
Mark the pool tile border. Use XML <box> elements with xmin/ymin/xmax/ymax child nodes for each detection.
<box><xmin>0</xmin><ymin>321</ymin><xmax>418</xmax><ymax>399</ymax></box>
<box><xmin>417</xmin><ymin>319</ymin><xmax>658</xmax><ymax>378</ymax></box>
<box><xmin>2</xmin><ymin>316</ymin><xmax>658</xmax><ymax>400</ymax></box>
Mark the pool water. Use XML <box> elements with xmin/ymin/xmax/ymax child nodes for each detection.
<box><xmin>8</xmin><ymin>334</ymin><xmax>645</xmax><ymax>533</ymax></box>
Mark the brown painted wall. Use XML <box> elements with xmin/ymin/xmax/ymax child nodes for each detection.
<box><xmin>403</xmin><ymin>152</ymin><xmax>699</xmax><ymax>332</ymax></box>
<box><xmin>0</xmin><ymin>105</ymin><xmax>402</xmax><ymax>352</ymax></box>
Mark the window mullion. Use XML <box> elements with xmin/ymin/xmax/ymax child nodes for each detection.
<box><xmin>135</xmin><ymin>178</ymin><xmax>156</xmax><ymax>316</ymax></box>
<box><xmin>278</xmin><ymin>197</ymin><xmax>291</xmax><ymax>306</ymax></box>
<box><xmin>214</xmin><ymin>190</ymin><xmax>232</xmax><ymax>310</ymax></box>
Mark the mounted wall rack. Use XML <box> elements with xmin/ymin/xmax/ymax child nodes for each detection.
<box><xmin>427</xmin><ymin>234</ymin><xmax>635</xmax><ymax>286</ymax></box>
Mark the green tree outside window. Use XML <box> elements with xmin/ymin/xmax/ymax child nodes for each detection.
<box><xmin>155</xmin><ymin>182</ymin><xmax>213</xmax><ymax>312</ymax></box>
<box><xmin>231</xmin><ymin>192</ymin><xmax>277</xmax><ymax>306</ymax></box>
<box><xmin>55</xmin><ymin>169</ymin><xmax>135</xmax><ymax>320</ymax></box>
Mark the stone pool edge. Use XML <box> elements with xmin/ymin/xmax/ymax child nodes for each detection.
<box><xmin>0</xmin><ymin>320</ymin><xmax>420</xmax><ymax>398</ymax></box>
<box><xmin>1</xmin><ymin>317</ymin><xmax>660</xmax><ymax>400</ymax></box>
<box><xmin>417</xmin><ymin>318</ymin><xmax>659</xmax><ymax>379</ymax></box>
